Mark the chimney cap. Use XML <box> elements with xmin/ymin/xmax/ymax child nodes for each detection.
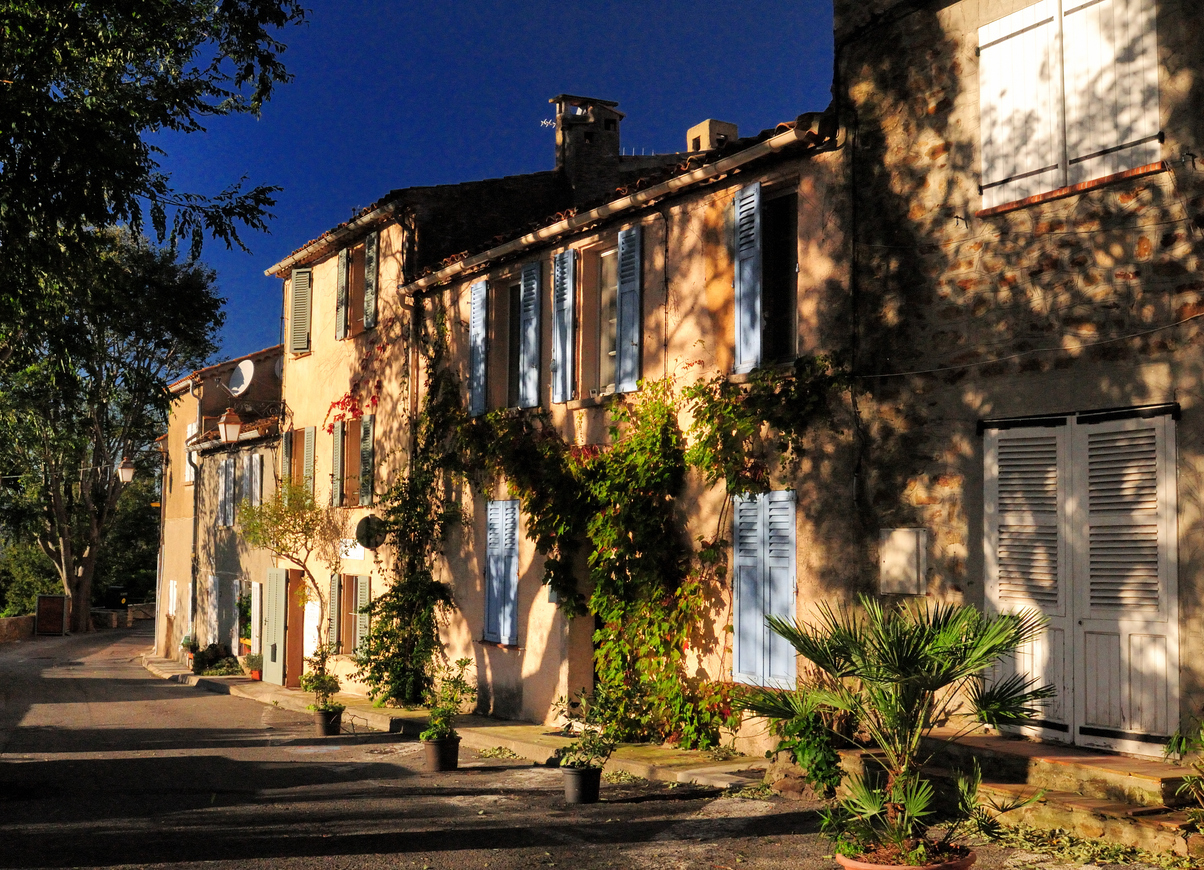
<box><xmin>549</xmin><ymin>94</ymin><xmax>620</xmax><ymax>108</ymax></box>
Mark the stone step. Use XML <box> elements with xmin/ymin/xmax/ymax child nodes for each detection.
<box><xmin>925</xmin><ymin>733</ymin><xmax>1193</xmax><ymax>808</ymax></box>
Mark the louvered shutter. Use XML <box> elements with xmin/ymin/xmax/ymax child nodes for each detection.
<box><xmin>303</xmin><ymin>426</ymin><xmax>316</xmax><ymax>495</ymax></box>
<box><xmin>331</xmin><ymin>422</ymin><xmax>344</xmax><ymax>506</ymax></box>
<box><xmin>252</xmin><ymin>454</ymin><xmax>262</xmax><ymax>507</ymax></box>
<box><xmin>1062</xmin><ymin>0</ymin><xmax>1160</xmax><ymax>185</ymax></box>
<box><xmin>225</xmin><ymin>458</ymin><xmax>236</xmax><ymax>526</ymax></box>
<box><xmin>984</xmin><ymin>424</ymin><xmax>1072</xmax><ymax>730</ymax></box>
<box><xmin>263</xmin><ymin>568</ymin><xmax>288</xmax><ymax>685</ymax></box>
<box><xmin>733</xmin><ymin>183</ymin><xmax>762</xmax><ymax>374</ymax></box>
<box><xmin>359</xmin><ymin>415</ymin><xmax>374</xmax><ymax>506</ymax></box>
<box><xmin>469</xmin><ymin>280</ymin><xmax>488</xmax><ymax>416</ymax></box>
<box><xmin>282</xmin><ymin>430</ymin><xmax>293</xmax><ymax>487</ymax></box>
<box><xmin>328</xmin><ymin>575</ymin><xmax>341</xmax><ymax>649</ymax></box>
<box><xmin>551</xmin><ymin>250</ymin><xmax>576</xmax><ymax>403</ymax></box>
<box><xmin>355</xmin><ymin>576</ymin><xmax>371</xmax><ymax>652</ymax></box>
<box><xmin>485</xmin><ymin>501</ymin><xmax>502</xmax><ymax>642</ymax></box>
<box><xmin>616</xmin><ymin>226</ymin><xmax>642</xmax><ymax>394</ymax></box>
<box><xmin>184</xmin><ymin>422</ymin><xmax>198</xmax><ymax>483</ymax></box>
<box><xmin>978</xmin><ymin>0</ymin><xmax>1064</xmax><ymax>208</ymax></box>
<box><xmin>518</xmin><ymin>262</ymin><xmax>541</xmax><ymax>408</ymax></box>
<box><xmin>216</xmin><ymin>457</ymin><xmax>228</xmax><ymax>527</ymax></box>
<box><xmin>242</xmin><ymin>452</ymin><xmax>260</xmax><ymax>508</ymax></box>
<box><xmin>501</xmin><ymin>500</ymin><xmax>519</xmax><ymax>646</ymax></box>
<box><xmin>336</xmin><ymin>248</ymin><xmax>350</xmax><ymax>340</ymax></box>
<box><xmin>363</xmin><ymin>231</ymin><xmax>379</xmax><ymax>330</ymax></box>
<box><xmin>290</xmin><ymin>268</ymin><xmax>312</xmax><ymax>353</ymax></box>
<box><xmin>765</xmin><ymin>491</ymin><xmax>797</xmax><ymax>687</ymax></box>
<box><xmin>732</xmin><ymin>494</ymin><xmax>764</xmax><ymax>684</ymax></box>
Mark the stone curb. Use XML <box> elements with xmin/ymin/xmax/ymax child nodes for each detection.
<box><xmin>139</xmin><ymin>654</ymin><xmax>765</xmax><ymax>790</ymax></box>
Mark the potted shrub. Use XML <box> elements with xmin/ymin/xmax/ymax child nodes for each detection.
<box><xmin>553</xmin><ymin>693</ymin><xmax>616</xmax><ymax>805</ymax></box>
<box><xmin>299</xmin><ymin>642</ymin><xmax>345</xmax><ymax>736</ymax></box>
<box><xmin>245</xmin><ymin>653</ymin><xmax>263</xmax><ymax>681</ymax></box>
<box><xmin>420</xmin><ymin>658</ymin><xmax>476</xmax><ymax>771</ymax></box>
<box><xmin>740</xmin><ymin>596</ymin><xmax>1052</xmax><ymax>870</ymax></box>
<box><xmin>180</xmin><ymin>635</ymin><xmax>197</xmax><ymax>668</ymax></box>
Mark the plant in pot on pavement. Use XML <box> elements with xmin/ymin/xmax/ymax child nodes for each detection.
<box><xmin>300</xmin><ymin>642</ymin><xmax>345</xmax><ymax>736</ymax></box>
<box><xmin>739</xmin><ymin>596</ymin><xmax>1053</xmax><ymax>870</ymax></box>
<box><xmin>245</xmin><ymin>652</ymin><xmax>263</xmax><ymax>681</ymax></box>
<box><xmin>420</xmin><ymin>657</ymin><xmax>476</xmax><ymax>771</ymax></box>
<box><xmin>553</xmin><ymin>692</ymin><xmax>617</xmax><ymax>805</ymax></box>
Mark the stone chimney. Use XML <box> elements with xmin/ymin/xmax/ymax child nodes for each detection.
<box><xmin>686</xmin><ymin>119</ymin><xmax>739</xmax><ymax>153</ymax></box>
<box><xmin>551</xmin><ymin>94</ymin><xmax>624</xmax><ymax>205</ymax></box>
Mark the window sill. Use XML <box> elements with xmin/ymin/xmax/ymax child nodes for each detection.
<box><xmin>289</xmin><ymin>350</ymin><xmax>312</xmax><ymax>360</ymax></box>
<box><xmin>565</xmin><ymin>392</ymin><xmax>615</xmax><ymax>410</ymax></box>
<box><xmin>728</xmin><ymin>361</ymin><xmax>795</xmax><ymax>384</ymax></box>
<box><xmin>976</xmin><ymin>161</ymin><xmax>1167</xmax><ymax>218</ymax></box>
<box><xmin>475</xmin><ymin>638</ymin><xmax>522</xmax><ymax>651</ymax></box>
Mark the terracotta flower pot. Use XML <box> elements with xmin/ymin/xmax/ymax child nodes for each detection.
<box><xmin>423</xmin><ymin>737</ymin><xmax>460</xmax><ymax>771</ymax></box>
<box><xmin>835</xmin><ymin>851</ymin><xmax>976</xmax><ymax>870</ymax></box>
<box><xmin>561</xmin><ymin>766</ymin><xmax>602</xmax><ymax>804</ymax></box>
<box><xmin>314</xmin><ymin>709</ymin><xmax>342</xmax><ymax>736</ymax></box>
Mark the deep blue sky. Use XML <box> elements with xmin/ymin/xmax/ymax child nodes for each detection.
<box><xmin>156</xmin><ymin>1</ymin><xmax>836</xmax><ymax>360</ymax></box>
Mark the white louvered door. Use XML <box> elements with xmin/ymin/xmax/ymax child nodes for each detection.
<box><xmin>985</xmin><ymin>425</ymin><xmax>1073</xmax><ymax>740</ymax></box>
<box><xmin>1072</xmin><ymin>416</ymin><xmax>1178</xmax><ymax>753</ymax></box>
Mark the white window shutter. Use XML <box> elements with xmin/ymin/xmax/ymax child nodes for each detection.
<box><xmin>733</xmin><ymin>183</ymin><xmax>762</xmax><ymax>374</ymax></box>
<box><xmin>469</xmin><ymin>279</ymin><xmax>488</xmax><ymax>416</ymax></box>
<box><xmin>303</xmin><ymin>426</ymin><xmax>316</xmax><ymax>495</ymax></box>
<box><xmin>1063</xmin><ymin>0</ymin><xmax>1160</xmax><ymax>185</ymax></box>
<box><xmin>616</xmin><ymin>226</ymin><xmax>642</xmax><ymax>394</ymax></box>
<box><xmin>336</xmin><ymin>248</ymin><xmax>349</xmax><ymax>341</ymax></box>
<box><xmin>518</xmin><ymin>262</ymin><xmax>541</xmax><ymax>408</ymax></box>
<box><xmin>551</xmin><ymin>250</ymin><xmax>576</xmax><ymax>403</ymax></box>
<box><xmin>251</xmin><ymin>453</ymin><xmax>263</xmax><ymax>507</ymax></box>
<box><xmin>978</xmin><ymin>0</ymin><xmax>1064</xmax><ymax>209</ymax></box>
<box><xmin>226</xmin><ymin>458</ymin><xmax>236</xmax><ymax>525</ymax></box>
<box><xmin>331</xmin><ymin>421</ymin><xmax>344</xmax><ymax>507</ymax></box>
<box><xmin>732</xmin><ymin>494</ymin><xmax>764</xmax><ymax>684</ymax></box>
<box><xmin>764</xmin><ymin>490</ymin><xmax>797</xmax><ymax>687</ymax></box>
<box><xmin>363</xmin><ymin>231</ymin><xmax>379</xmax><ymax>330</ymax></box>
<box><xmin>216</xmin><ymin>458</ymin><xmax>227</xmax><ymax>526</ymax></box>
<box><xmin>328</xmin><ymin>575</ymin><xmax>341</xmax><ymax>648</ymax></box>
<box><xmin>289</xmin><ymin>268</ymin><xmax>312</xmax><ymax>353</ymax></box>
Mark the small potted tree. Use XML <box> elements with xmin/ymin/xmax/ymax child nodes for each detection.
<box><xmin>180</xmin><ymin>635</ymin><xmax>198</xmax><ymax>669</ymax></box>
<box><xmin>740</xmin><ymin>596</ymin><xmax>1052</xmax><ymax>870</ymax></box>
<box><xmin>245</xmin><ymin>652</ymin><xmax>263</xmax><ymax>681</ymax></box>
<box><xmin>300</xmin><ymin>642</ymin><xmax>345</xmax><ymax>736</ymax></box>
<box><xmin>420</xmin><ymin>658</ymin><xmax>476</xmax><ymax>771</ymax></box>
<box><xmin>553</xmin><ymin>693</ymin><xmax>616</xmax><ymax>805</ymax></box>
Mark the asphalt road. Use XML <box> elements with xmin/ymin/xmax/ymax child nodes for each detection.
<box><xmin>0</xmin><ymin>627</ymin><xmax>1033</xmax><ymax>870</ymax></box>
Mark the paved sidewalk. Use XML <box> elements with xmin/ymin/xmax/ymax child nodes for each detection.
<box><xmin>140</xmin><ymin>653</ymin><xmax>767</xmax><ymax>789</ymax></box>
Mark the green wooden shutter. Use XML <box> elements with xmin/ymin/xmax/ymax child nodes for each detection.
<box><xmin>355</xmin><ymin>576</ymin><xmax>371</xmax><ymax>652</ymax></box>
<box><xmin>363</xmin><ymin>231</ymin><xmax>379</xmax><ymax>330</ymax></box>
<box><xmin>331</xmin><ymin>421</ymin><xmax>344</xmax><ymax>506</ymax></box>
<box><xmin>359</xmin><ymin>415</ymin><xmax>374</xmax><ymax>506</ymax></box>
<box><xmin>303</xmin><ymin>426</ymin><xmax>316</xmax><ymax>495</ymax></box>
<box><xmin>616</xmin><ymin>226</ymin><xmax>642</xmax><ymax>394</ymax></box>
<box><xmin>328</xmin><ymin>575</ymin><xmax>341</xmax><ymax>649</ymax></box>
<box><xmin>282</xmin><ymin>430</ymin><xmax>293</xmax><ymax>487</ymax></box>
<box><xmin>289</xmin><ymin>268</ymin><xmax>312</xmax><ymax>353</ymax></box>
<box><xmin>336</xmin><ymin>248</ymin><xmax>349</xmax><ymax>340</ymax></box>
<box><xmin>264</xmin><ymin>568</ymin><xmax>288</xmax><ymax>685</ymax></box>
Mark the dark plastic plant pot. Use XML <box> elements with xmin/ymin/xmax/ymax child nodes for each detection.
<box><xmin>314</xmin><ymin>709</ymin><xmax>342</xmax><ymax>736</ymax></box>
<box><xmin>835</xmin><ymin>851</ymin><xmax>976</xmax><ymax>870</ymax></box>
<box><xmin>561</xmin><ymin>766</ymin><xmax>602</xmax><ymax>804</ymax></box>
<box><xmin>423</xmin><ymin>737</ymin><xmax>460</xmax><ymax>771</ymax></box>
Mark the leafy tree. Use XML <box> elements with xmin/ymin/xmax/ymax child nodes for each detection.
<box><xmin>93</xmin><ymin>473</ymin><xmax>161</xmax><ymax>606</ymax></box>
<box><xmin>0</xmin><ymin>230</ymin><xmax>224</xmax><ymax>632</ymax></box>
<box><xmin>239</xmin><ymin>481</ymin><xmax>349</xmax><ymax>646</ymax></box>
<box><xmin>0</xmin><ymin>0</ymin><xmax>306</xmax><ymax>362</ymax></box>
<box><xmin>0</xmin><ymin>539</ymin><xmax>59</xmax><ymax>617</ymax></box>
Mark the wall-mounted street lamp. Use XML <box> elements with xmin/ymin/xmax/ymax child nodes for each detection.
<box><xmin>116</xmin><ymin>457</ymin><xmax>136</xmax><ymax>484</ymax></box>
<box><xmin>217</xmin><ymin>408</ymin><xmax>243</xmax><ymax>444</ymax></box>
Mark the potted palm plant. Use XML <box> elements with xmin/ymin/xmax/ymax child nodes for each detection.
<box><xmin>740</xmin><ymin>596</ymin><xmax>1052</xmax><ymax>870</ymax></box>
<box><xmin>299</xmin><ymin>642</ymin><xmax>345</xmax><ymax>736</ymax></box>
<box><xmin>420</xmin><ymin>658</ymin><xmax>476</xmax><ymax>771</ymax></box>
<box><xmin>553</xmin><ymin>692</ymin><xmax>616</xmax><ymax>804</ymax></box>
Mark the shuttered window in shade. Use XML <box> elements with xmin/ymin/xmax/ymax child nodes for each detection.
<box><xmin>551</xmin><ymin>250</ymin><xmax>576</xmax><ymax>404</ymax></box>
<box><xmin>485</xmin><ymin>499</ymin><xmax>520</xmax><ymax>646</ymax></box>
<box><xmin>615</xmin><ymin>226</ymin><xmax>642</xmax><ymax>394</ymax></box>
<box><xmin>732</xmin><ymin>490</ymin><xmax>796</xmax><ymax>687</ymax></box>
<box><xmin>363</xmin><ymin>230</ymin><xmax>379</xmax><ymax>330</ymax></box>
<box><xmin>468</xmin><ymin>280</ymin><xmax>488</xmax><ymax>416</ymax></box>
<box><xmin>289</xmin><ymin>268</ymin><xmax>312</xmax><ymax>353</ymax></box>
<box><xmin>733</xmin><ymin>183</ymin><xmax>762</xmax><ymax>374</ymax></box>
<box><xmin>517</xmin><ymin>262</ymin><xmax>541</xmax><ymax>408</ymax></box>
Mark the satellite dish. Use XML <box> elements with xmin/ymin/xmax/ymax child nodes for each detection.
<box><xmin>356</xmin><ymin>515</ymin><xmax>388</xmax><ymax>550</ymax></box>
<box><xmin>227</xmin><ymin>359</ymin><xmax>255</xmax><ymax>397</ymax></box>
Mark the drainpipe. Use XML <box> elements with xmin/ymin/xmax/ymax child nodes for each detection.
<box><xmin>189</xmin><ymin>379</ymin><xmax>201</xmax><ymax>653</ymax></box>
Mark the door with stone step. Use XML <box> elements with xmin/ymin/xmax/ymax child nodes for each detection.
<box><xmin>985</xmin><ymin>413</ymin><xmax>1178</xmax><ymax>756</ymax></box>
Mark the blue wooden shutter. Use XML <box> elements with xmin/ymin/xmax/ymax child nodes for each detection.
<box><xmin>485</xmin><ymin>501</ymin><xmax>504</xmax><ymax>642</ymax></box>
<box><xmin>336</xmin><ymin>248</ymin><xmax>349</xmax><ymax>340</ymax></box>
<box><xmin>469</xmin><ymin>280</ymin><xmax>488</xmax><ymax>416</ymax></box>
<box><xmin>331</xmin><ymin>421</ymin><xmax>344</xmax><ymax>506</ymax></box>
<box><xmin>518</xmin><ymin>262</ymin><xmax>541</xmax><ymax>408</ymax></box>
<box><xmin>328</xmin><ymin>575</ymin><xmax>341</xmax><ymax>649</ymax></box>
<box><xmin>501</xmin><ymin>499</ymin><xmax>519</xmax><ymax>646</ymax></box>
<box><xmin>551</xmin><ymin>250</ymin><xmax>576</xmax><ymax>403</ymax></box>
<box><xmin>303</xmin><ymin>426</ymin><xmax>316</xmax><ymax>495</ymax></box>
<box><xmin>616</xmin><ymin>226</ymin><xmax>642</xmax><ymax>394</ymax></box>
<box><xmin>363</xmin><ymin>231</ymin><xmax>379</xmax><ymax>330</ymax></box>
<box><xmin>359</xmin><ymin>415</ymin><xmax>374</xmax><ymax>506</ymax></box>
<box><xmin>733</xmin><ymin>183</ymin><xmax>762</xmax><ymax>374</ymax></box>
<box><xmin>732</xmin><ymin>494</ymin><xmax>764</xmax><ymax>684</ymax></box>
<box><xmin>289</xmin><ymin>269</ymin><xmax>312</xmax><ymax>353</ymax></box>
<box><xmin>765</xmin><ymin>490</ymin><xmax>797</xmax><ymax>687</ymax></box>
<box><xmin>355</xmin><ymin>576</ymin><xmax>370</xmax><ymax>652</ymax></box>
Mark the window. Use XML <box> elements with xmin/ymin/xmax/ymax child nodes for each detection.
<box><xmin>216</xmin><ymin>456</ymin><xmax>235</xmax><ymax>528</ymax></box>
<box><xmin>484</xmin><ymin>499</ymin><xmax>519</xmax><ymax>645</ymax></box>
<box><xmin>598</xmin><ymin>248</ymin><xmax>618</xmax><ymax>393</ymax></box>
<box><xmin>507</xmin><ymin>281</ymin><xmax>522</xmax><ymax>408</ymax></box>
<box><xmin>282</xmin><ymin>427</ymin><xmax>315</xmax><ymax>494</ymax></box>
<box><xmin>734</xmin><ymin>182</ymin><xmax>797</xmax><ymax>373</ymax></box>
<box><xmin>978</xmin><ymin>0</ymin><xmax>1160</xmax><ymax>210</ymax></box>
<box><xmin>331</xmin><ymin>416</ymin><xmax>374</xmax><ymax>507</ymax></box>
<box><xmin>328</xmin><ymin>574</ymin><xmax>371</xmax><ymax>654</ymax></box>
<box><xmin>289</xmin><ymin>267</ymin><xmax>312</xmax><ymax>353</ymax></box>
<box><xmin>336</xmin><ymin>231</ymin><xmax>379</xmax><ymax>340</ymax></box>
<box><xmin>242</xmin><ymin>452</ymin><xmax>263</xmax><ymax>508</ymax></box>
<box><xmin>167</xmin><ymin>578</ymin><xmax>177</xmax><ymax>617</ymax></box>
<box><xmin>579</xmin><ymin>227</ymin><xmax>642</xmax><ymax>398</ymax></box>
<box><xmin>732</xmin><ymin>490</ymin><xmax>796</xmax><ymax>687</ymax></box>
<box><xmin>184</xmin><ymin>421</ymin><xmax>198</xmax><ymax>484</ymax></box>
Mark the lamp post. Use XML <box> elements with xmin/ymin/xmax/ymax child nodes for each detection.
<box><xmin>217</xmin><ymin>408</ymin><xmax>242</xmax><ymax>444</ymax></box>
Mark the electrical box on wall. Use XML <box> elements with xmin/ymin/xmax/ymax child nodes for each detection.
<box><xmin>879</xmin><ymin>528</ymin><xmax>928</xmax><ymax>595</ymax></box>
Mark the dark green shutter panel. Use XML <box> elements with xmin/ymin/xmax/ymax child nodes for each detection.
<box><xmin>328</xmin><ymin>575</ymin><xmax>341</xmax><ymax>649</ymax></box>
<box><xmin>363</xmin><ymin>231</ymin><xmax>379</xmax><ymax>330</ymax></box>
<box><xmin>303</xmin><ymin>426</ymin><xmax>316</xmax><ymax>495</ymax></box>
<box><xmin>331</xmin><ymin>421</ymin><xmax>344</xmax><ymax>506</ymax></box>
<box><xmin>282</xmin><ymin>430</ymin><xmax>293</xmax><ymax>488</ymax></box>
<box><xmin>336</xmin><ymin>248</ymin><xmax>349</xmax><ymax>341</ymax></box>
<box><xmin>359</xmin><ymin>415</ymin><xmax>374</xmax><ymax>506</ymax></box>
<box><xmin>289</xmin><ymin>269</ymin><xmax>312</xmax><ymax>353</ymax></box>
<box><xmin>355</xmin><ymin>576</ymin><xmax>371</xmax><ymax>652</ymax></box>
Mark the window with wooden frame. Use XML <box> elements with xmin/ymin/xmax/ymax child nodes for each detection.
<box><xmin>733</xmin><ymin>182</ymin><xmax>797</xmax><ymax>372</ymax></box>
<box><xmin>328</xmin><ymin>574</ymin><xmax>371</xmax><ymax>655</ymax></box>
<box><xmin>331</xmin><ymin>416</ymin><xmax>374</xmax><ymax>507</ymax></box>
<box><xmin>281</xmin><ymin>427</ymin><xmax>315</xmax><ymax>494</ymax></box>
<box><xmin>335</xmin><ymin>231</ymin><xmax>379</xmax><ymax>340</ymax></box>
<box><xmin>579</xmin><ymin>226</ymin><xmax>641</xmax><ymax>398</ymax></box>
